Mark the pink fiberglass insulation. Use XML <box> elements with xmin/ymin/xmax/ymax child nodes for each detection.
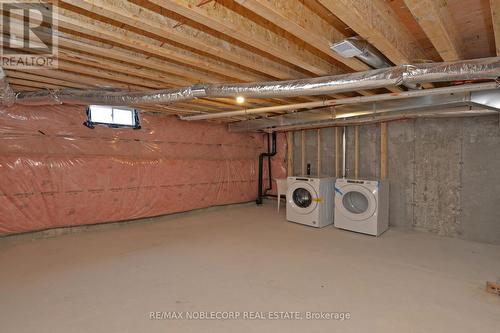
<box><xmin>0</xmin><ymin>105</ymin><xmax>286</xmax><ymax>235</ymax></box>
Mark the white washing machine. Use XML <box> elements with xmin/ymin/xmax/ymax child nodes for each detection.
<box><xmin>286</xmin><ymin>177</ymin><xmax>335</xmax><ymax>228</ymax></box>
<box><xmin>334</xmin><ymin>179</ymin><xmax>389</xmax><ymax>236</ymax></box>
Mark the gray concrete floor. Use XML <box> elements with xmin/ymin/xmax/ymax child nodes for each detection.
<box><xmin>1</xmin><ymin>202</ymin><xmax>499</xmax><ymax>333</ymax></box>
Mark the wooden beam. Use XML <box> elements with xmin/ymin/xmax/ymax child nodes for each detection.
<box><xmin>354</xmin><ymin>126</ymin><xmax>359</xmax><ymax>179</ymax></box>
<box><xmin>301</xmin><ymin>130</ymin><xmax>306</xmax><ymax>175</ymax></box>
<box><xmin>58</xmin><ymin>52</ymin><xmax>180</xmax><ymax>87</ymax></box>
<box><xmin>9</xmin><ymin>7</ymin><xmax>265</xmax><ymax>82</ymax></box>
<box><xmin>57</xmin><ymin>36</ymin><xmax>226</xmax><ymax>83</ymax></box>
<box><xmin>232</xmin><ymin>0</ymin><xmax>398</xmax><ymax>95</ymax></box>
<box><xmin>234</xmin><ymin>0</ymin><xmax>369</xmax><ymax>72</ymax></box>
<box><xmin>60</xmin><ymin>0</ymin><xmax>305</xmax><ymax>80</ymax></box>
<box><xmin>8</xmin><ymin>78</ymin><xmax>66</xmax><ymax>90</ymax></box>
<box><xmin>380</xmin><ymin>122</ymin><xmax>388</xmax><ymax>180</ymax></box>
<box><xmin>147</xmin><ymin>0</ymin><xmax>345</xmax><ymax>76</ymax></box>
<box><xmin>316</xmin><ymin>129</ymin><xmax>321</xmax><ymax>176</ymax></box>
<box><xmin>335</xmin><ymin>127</ymin><xmax>341</xmax><ymax>178</ymax></box>
<box><xmin>56</xmin><ymin>60</ymin><xmax>163</xmax><ymax>89</ymax></box>
<box><xmin>6</xmin><ymin>16</ymin><xmax>231</xmax><ymax>84</ymax></box>
<box><xmin>287</xmin><ymin>132</ymin><xmax>293</xmax><ymax>177</ymax></box>
<box><xmin>404</xmin><ymin>0</ymin><xmax>464</xmax><ymax>61</ymax></box>
<box><xmin>318</xmin><ymin>0</ymin><xmax>427</xmax><ymax>64</ymax></box>
<box><xmin>16</xmin><ymin>69</ymin><xmax>143</xmax><ymax>90</ymax></box>
<box><xmin>10</xmin><ymin>84</ymin><xmax>38</xmax><ymax>92</ymax></box>
<box><xmin>491</xmin><ymin>0</ymin><xmax>500</xmax><ymax>56</ymax></box>
<box><xmin>6</xmin><ymin>70</ymin><xmax>91</xmax><ymax>89</ymax></box>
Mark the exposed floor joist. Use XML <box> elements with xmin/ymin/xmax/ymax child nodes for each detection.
<box><xmin>491</xmin><ymin>0</ymin><xmax>500</xmax><ymax>56</ymax></box>
<box><xmin>317</xmin><ymin>0</ymin><xmax>428</xmax><ymax>64</ymax></box>
<box><xmin>233</xmin><ymin>0</ymin><xmax>369</xmax><ymax>72</ymax></box>
<box><xmin>59</xmin><ymin>0</ymin><xmax>305</xmax><ymax>81</ymax></box>
<box><xmin>404</xmin><ymin>0</ymin><xmax>464</xmax><ymax>61</ymax></box>
<box><xmin>144</xmin><ymin>0</ymin><xmax>344</xmax><ymax>76</ymax></box>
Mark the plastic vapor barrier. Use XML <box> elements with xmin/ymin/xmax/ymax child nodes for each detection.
<box><xmin>0</xmin><ymin>105</ymin><xmax>286</xmax><ymax>235</ymax></box>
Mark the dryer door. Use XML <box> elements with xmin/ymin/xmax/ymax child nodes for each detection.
<box><xmin>287</xmin><ymin>182</ymin><xmax>318</xmax><ymax>215</ymax></box>
<box><xmin>335</xmin><ymin>184</ymin><xmax>377</xmax><ymax>221</ymax></box>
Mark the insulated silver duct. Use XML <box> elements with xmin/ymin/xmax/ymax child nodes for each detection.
<box><xmin>9</xmin><ymin>57</ymin><xmax>500</xmax><ymax>106</ymax></box>
<box><xmin>331</xmin><ymin>37</ymin><xmax>419</xmax><ymax>89</ymax></box>
<box><xmin>0</xmin><ymin>68</ymin><xmax>15</xmax><ymax>108</ymax></box>
<box><xmin>15</xmin><ymin>85</ymin><xmax>207</xmax><ymax>106</ymax></box>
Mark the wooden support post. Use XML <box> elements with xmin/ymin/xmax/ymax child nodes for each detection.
<box><xmin>287</xmin><ymin>131</ymin><xmax>294</xmax><ymax>177</ymax></box>
<box><xmin>301</xmin><ymin>130</ymin><xmax>306</xmax><ymax>176</ymax></box>
<box><xmin>354</xmin><ymin>126</ymin><xmax>360</xmax><ymax>179</ymax></box>
<box><xmin>380</xmin><ymin>122</ymin><xmax>388</xmax><ymax>180</ymax></box>
<box><xmin>335</xmin><ymin>127</ymin><xmax>341</xmax><ymax>178</ymax></box>
<box><xmin>316</xmin><ymin>129</ymin><xmax>321</xmax><ymax>176</ymax></box>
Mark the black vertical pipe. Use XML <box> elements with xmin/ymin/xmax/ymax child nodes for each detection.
<box><xmin>256</xmin><ymin>132</ymin><xmax>277</xmax><ymax>205</ymax></box>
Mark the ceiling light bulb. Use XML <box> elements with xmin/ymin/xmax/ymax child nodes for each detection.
<box><xmin>236</xmin><ymin>96</ymin><xmax>245</xmax><ymax>104</ymax></box>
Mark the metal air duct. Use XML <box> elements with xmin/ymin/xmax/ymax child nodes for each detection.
<box><xmin>331</xmin><ymin>37</ymin><xmax>420</xmax><ymax>89</ymax></box>
<box><xmin>331</xmin><ymin>37</ymin><xmax>392</xmax><ymax>69</ymax></box>
<box><xmin>8</xmin><ymin>57</ymin><xmax>500</xmax><ymax>106</ymax></box>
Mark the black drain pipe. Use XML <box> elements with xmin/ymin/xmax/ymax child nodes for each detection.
<box><xmin>256</xmin><ymin>132</ymin><xmax>277</xmax><ymax>205</ymax></box>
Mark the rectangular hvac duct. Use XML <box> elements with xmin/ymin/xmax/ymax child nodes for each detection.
<box><xmin>228</xmin><ymin>89</ymin><xmax>500</xmax><ymax>132</ymax></box>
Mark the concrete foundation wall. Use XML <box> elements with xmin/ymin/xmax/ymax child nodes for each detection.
<box><xmin>289</xmin><ymin>115</ymin><xmax>500</xmax><ymax>244</ymax></box>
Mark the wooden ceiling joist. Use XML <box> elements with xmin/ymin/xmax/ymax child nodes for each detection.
<box><xmin>6</xmin><ymin>17</ymin><xmax>229</xmax><ymax>85</ymax></box>
<box><xmin>404</xmin><ymin>0</ymin><xmax>464</xmax><ymax>61</ymax></box>
<box><xmin>57</xmin><ymin>60</ymin><xmax>161</xmax><ymax>89</ymax></box>
<box><xmin>233</xmin><ymin>0</ymin><xmax>369</xmax><ymax>72</ymax></box>
<box><xmin>30</xmin><ymin>7</ymin><xmax>267</xmax><ymax>82</ymax></box>
<box><xmin>6</xmin><ymin>71</ymin><xmax>92</xmax><ymax>89</ymax></box>
<box><xmin>10</xmin><ymin>84</ymin><xmax>38</xmax><ymax>92</ymax></box>
<box><xmin>59</xmin><ymin>0</ymin><xmax>305</xmax><ymax>80</ymax></box>
<box><xmin>491</xmin><ymin>0</ymin><xmax>500</xmax><ymax>56</ymax></box>
<box><xmin>145</xmin><ymin>0</ymin><xmax>345</xmax><ymax>76</ymax></box>
<box><xmin>23</xmin><ymin>69</ymin><xmax>142</xmax><ymax>90</ymax></box>
<box><xmin>317</xmin><ymin>0</ymin><xmax>428</xmax><ymax>64</ymax></box>
<box><xmin>58</xmin><ymin>50</ymin><xmax>191</xmax><ymax>87</ymax></box>
<box><xmin>35</xmin><ymin>7</ymin><xmax>341</xmax><ymax>103</ymax></box>
<box><xmin>7</xmin><ymin>78</ymin><xmax>67</xmax><ymax>91</ymax></box>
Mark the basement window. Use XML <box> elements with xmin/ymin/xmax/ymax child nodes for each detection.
<box><xmin>84</xmin><ymin>105</ymin><xmax>141</xmax><ymax>129</ymax></box>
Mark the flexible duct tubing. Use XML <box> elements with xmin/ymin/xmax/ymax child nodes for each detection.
<box><xmin>8</xmin><ymin>57</ymin><xmax>500</xmax><ymax>106</ymax></box>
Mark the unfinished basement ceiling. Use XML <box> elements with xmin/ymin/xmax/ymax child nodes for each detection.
<box><xmin>2</xmin><ymin>0</ymin><xmax>500</xmax><ymax>122</ymax></box>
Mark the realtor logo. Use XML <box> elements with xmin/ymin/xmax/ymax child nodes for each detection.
<box><xmin>0</xmin><ymin>0</ymin><xmax>58</xmax><ymax>68</ymax></box>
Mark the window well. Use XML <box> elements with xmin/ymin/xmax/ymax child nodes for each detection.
<box><xmin>85</xmin><ymin>105</ymin><xmax>140</xmax><ymax>129</ymax></box>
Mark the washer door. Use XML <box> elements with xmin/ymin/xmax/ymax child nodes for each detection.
<box><xmin>335</xmin><ymin>184</ymin><xmax>377</xmax><ymax>221</ymax></box>
<box><xmin>287</xmin><ymin>182</ymin><xmax>318</xmax><ymax>215</ymax></box>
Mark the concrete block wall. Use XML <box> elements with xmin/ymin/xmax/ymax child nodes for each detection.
<box><xmin>289</xmin><ymin>115</ymin><xmax>500</xmax><ymax>244</ymax></box>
